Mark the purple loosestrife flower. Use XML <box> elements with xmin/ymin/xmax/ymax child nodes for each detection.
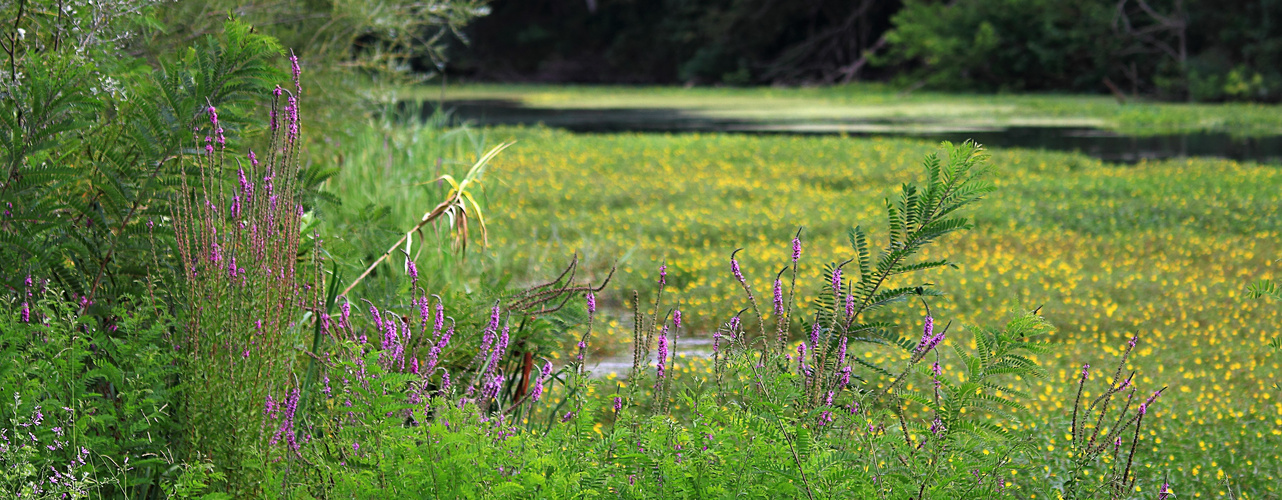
<box><xmin>532</xmin><ymin>361</ymin><xmax>552</xmax><ymax>402</ymax></box>
<box><xmin>1158</xmin><ymin>483</ymin><xmax>1172</xmax><ymax>500</ymax></box>
<box><xmin>560</xmin><ymin>411</ymin><xmax>576</xmax><ymax>423</ymax></box>
<box><xmin>772</xmin><ymin>279</ymin><xmax>784</xmax><ymax>316</ymax></box>
<box><xmin>290</xmin><ymin>51</ymin><xmax>302</xmax><ymax>91</ymax></box>
<box><xmin>20</xmin><ymin>302</ymin><xmax>29</xmax><ymax>323</ymax></box>
<box><xmin>1081</xmin><ymin>363</ymin><xmax>1090</xmax><ymax>382</ymax></box>
<box><xmin>407</xmin><ymin>260</ymin><xmax>418</xmax><ymax>283</ymax></box>
<box><xmin>673</xmin><ymin>309</ymin><xmax>682</xmax><ymax>329</ymax></box>
<box><xmin>810</xmin><ymin>323</ymin><xmax>821</xmax><ymax>351</ymax></box>
<box><xmin>613</xmin><ymin>396</ymin><xmax>623</xmax><ymax>412</ymax></box>
<box><xmin>369</xmin><ymin>305</ymin><xmax>385</xmax><ymax>332</ymax></box>
<box><xmin>1139</xmin><ymin>388</ymin><xmax>1165</xmax><ymax>416</ymax></box>
<box><xmin>929</xmin><ymin>418</ymin><xmax>945</xmax><ymax>437</ymax></box>
<box><xmin>489</xmin><ymin>325</ymin><xmax>510</xmax><ymax>373</ymax></box>
<box><xmin>280</xmin><ymin>387</ymin><xmax>301</xmax><ymax>453</ymax></box>
<box><xmin>730</xmin><ymin>255</ymin><xmax>744</xmax><ymax>283</ymax></box>
<box><xmin>796</xmin><ymin>343</ymin><xmax>807</xmax><ymax>373</ymax></box>
<box><xmin>340</xmin><ymin>300</ymin><xmax>351</xmax><ymax>330</ymax></box>
<box><xmin>839</xmin><ymin>366</ymin><xmax>852</xmax><ymax>387</ymax></box>
<box><xmin>434</xmin><ymin>300</ymin><xmax>445</xmax><ymax>336</ymax></box>
<box><xmin>655</xmin><ymin>328</ymin><xmax>669</xmax><ymax>383</ymax></box>
<box><xmin>915</xmin><ymin>315</ymin><xmax>936</xmax><ymax>354</ymax></box>
<box><xmin>729</xmin><ymin>316</ymin><xmax>741</xmax><ymax>333</ymax></box>
<box><xmin>792</xmin><ymin>236</ymin><xmax>801</xmax><ymax>262</ymax></box>
<box><xmin>830</xmin><ymin>267</ymin><xmax>842</xmax><ymax>295</ymax></box>
<box><xmin>439</xmin><ymin>370</ymin><xmax>451</xmax><ymax>395</ymax></box>
<box><xmin>845</xmin><ymin>292</ymin><xmax>855</xmax><ymax>318</ymax></box>
<box><xmin>586</xmin><ymin>291</ymin><xmax>596</xmax><ymax>315</ymax></box>
<box><xmin>418</xmin><ymin>298</ymin><xmax>432</xmax><ymax>337</ymax></box>
<box><xmin>486</xmin><ymin>303</ymin><xmax>501</xmax><ymax>336</ymax></box>
<box><xmin>482</xmin><ymin>374</ymin><xmax>503</xmax><ymax>402</ymax></box>
<box><xmin>659</xmin><ymin>263</ymin><xmax>667</xmax><ymax>286</ymax></box>
<box><xmin>836</xmin><ymin>336</ymin><xmax>848</xmax><ymax>366</ymax></box>
<box><xmin>426</xmin><ymin>324</ymin><xmax>452</xmax><ymax>373</ymax></box>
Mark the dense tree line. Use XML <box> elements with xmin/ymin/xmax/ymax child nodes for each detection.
<box><xmin>453</xmin><ymin>0</ymin><xmax>1282</xmax><ymax>101</ymax></box>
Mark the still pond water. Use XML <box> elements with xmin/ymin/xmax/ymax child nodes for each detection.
<box><xmin>442</xmin><ymin>99</ymin><xmax>1282</xmax><ymax>165</ymax></box>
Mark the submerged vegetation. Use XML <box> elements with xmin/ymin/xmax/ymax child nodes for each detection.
<box><xmin>435</xmin><ymin>83</ymin><xmax>1282</xmax><ymax>137</ymax></box>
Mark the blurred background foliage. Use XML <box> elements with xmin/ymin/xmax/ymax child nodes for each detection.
<box><xmin>452</xmin><ymin>0</ymin><xmax>1282</xmax><ymax>102</ymax></box>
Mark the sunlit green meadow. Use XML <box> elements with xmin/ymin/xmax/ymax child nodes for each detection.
<box><xmin>324</xmin><ymin>121</ymin><xmax>1281</xmax><ymax>495</ymax></box>
<box><xmin>494</xmin><ymin>128</ymin><xmax>1281</xmax><ymax>496</ymax></box>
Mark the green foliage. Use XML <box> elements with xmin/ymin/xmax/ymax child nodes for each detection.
<box><xmin>0</xmin><ymin>11</ymin><xmax>285</xmax><ymax>311</ymax></box>
<box><xmin>0</xmin><ymin>284</ymin><xmax>181</xmax><ymax>498</ymax></box>
<box><xmin>886</xmin><ymin>0</ymin><xmax>1282</xmax><ymax>101</ymax></box>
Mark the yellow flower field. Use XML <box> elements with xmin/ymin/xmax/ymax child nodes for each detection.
<box><xmin>474</xmin><ymin>126</ymin><xmax>1282</xmax><ymax>496</ymax></box>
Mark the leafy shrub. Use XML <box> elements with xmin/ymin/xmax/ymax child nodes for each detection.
<box><xmin>0</xmin><ymin>281</ymin><xmax>180</xmax><ymax>498</ymax></box>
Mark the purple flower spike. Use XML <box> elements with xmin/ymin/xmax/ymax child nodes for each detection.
<box><xmin>673</xmin><ymin>309</ymin><xmax>682</xmax><ymax>329</ymax></box>
<box><xmin>791</xmin><ymin>236</ymin><xmax>802</xmax><ymax>262</ymax></box>
<box><xmin>845</xmin><ymin>292</ymin><xmax>855</xmax><ymax>318</ymax></box>
<box><xmin>488</xmin><ymin>325</ymin><xmax>509</xmax><ymax>374</ymax></box>
<box><xmin>586</xmin><ymin>292</ymin><xmax>596</xmax><ymax>315</ymax></box>
<box><xmin>772</xmin><ymin>279</ymin><xmax>784</xmax><ymax>316</ymax></box>
<box><xmin>340</xmin><ymin>300</ymin><xmax>351</xmax><ymax>329</ymax></box>
<box><xmin>439</xmin><ymin>370</ymin><xmax>451</xmax><ymax>395</ymax></box>
<box><xmin>730</xmin><ymin>254</ymin><xmax>744</xmax><ymax>283</ymax></box>
<box><xmin>656</xmin><ymin>328</ymin><xmax>669</xmax><ymax>382</ymax></box>
<box><xmin>836</xmin><ymin>336</ymin><xmax>848</xmax><ymax>366</ymax></box>
<box><xmin>532</xmin><ymin>361</ymin><xmax>552</xmax><ymax>402</ymax></box>
<box><xmin>613</xmin><ymin>396</ymin><xmax>623</xmax><ymax>412</ymax></box>
<box><xmin>1158</xmin><ymin>483</ymin><xmax>1172</xmax><ymax>500</ymax></box>
<box><xmin>1080</xmin><ymin>363</ymin><xmax>1090</xmax><ymax>382</ymax></box>
<box><xmin>290</xmin><ymin>51</ymin><xmax>302</xmax><ymax>91</ymax></box>
<box><xmin>830</xmin><ymin>267</ymin><xmax>842</xmax><ymax>295</ymax></box>
<box><xmin>916</xmin><ymin>315</ymin><xmax>936</xmax><ymax>354</ymax></box>
<box><xmin>810</xmin><ymin>322</ymin><xmax>821</xmax><ymax>350</ymax></box>
<box><xmin>659</xmin><ymin>263</ymin><xmax>667</xmax><ymax>286</ymax></box>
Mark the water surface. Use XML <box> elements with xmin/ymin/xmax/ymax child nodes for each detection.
<box><xmin>438</xmin><ymin>99</ymin><xmax>1282</xmax><ymax>165</ymax></box>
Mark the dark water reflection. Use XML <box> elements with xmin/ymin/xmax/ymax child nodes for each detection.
<box><xmin>430</xmin><ymin>99</ymin><xmax>1282</xmax><ymax>165</ymax></box>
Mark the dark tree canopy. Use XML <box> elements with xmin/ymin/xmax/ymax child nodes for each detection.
<box><xmin>452</xmin><ymin>0</ymin><xmax>901</xmax><ymax>85</ymax></box>
<box><xmin>453</xmin><ymin>0</ymin><xmax>1282</xmax><ymax>102</ymax></box>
